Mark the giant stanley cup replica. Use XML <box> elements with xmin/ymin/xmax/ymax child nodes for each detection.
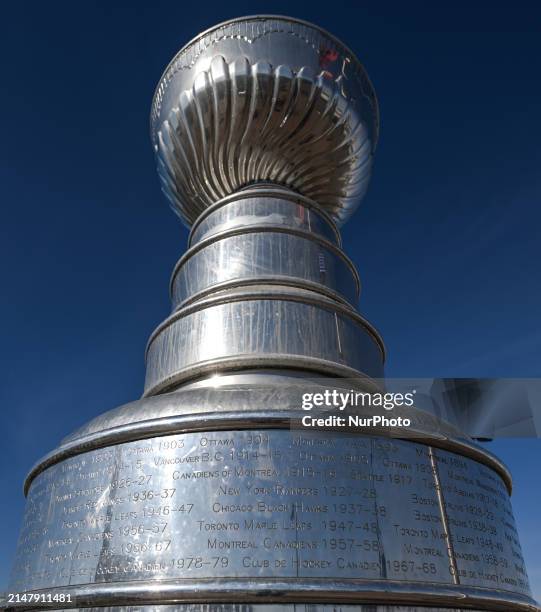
<box><xmin>7</xmin><ymin>16</ymin><xmax>539</xmax><ymax>612</ymax></box>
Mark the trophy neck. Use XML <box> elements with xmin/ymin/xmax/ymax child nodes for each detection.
<box><xmin>143</xmin><ymin>185</ymin><xmax>385</xmax><ymax>397</ymax></box>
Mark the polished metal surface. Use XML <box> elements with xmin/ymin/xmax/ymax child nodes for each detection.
<box><xmin>7</xmin><ymin>14</ymin><xmax>538</xmax><ymax>612</ymax></box>
<box><xmin>21</xmin><ymin>376</ymin><xmax>515</xmax><ymax>496</ymax></box>
<box><xmin>144</xmin><ymin>285</ymin><xmax>384</xmax><ymax>397</ymax></box>
<box><xmin>171</xmin><ymin>195</ymin><xmax>360</xmax><ymax>309</ymax></box>
<box><xmin>172</xmin><ymin>228</ymin><xmax>360</xmax><ymax>308</ymax></box>
<box><xmin>151</xmin><ymin>16</ymin><xmax>378</xmax><ymax>227</ymax></box>
<box><xmin>10</xmin><ymin>430</ymin><xmax>533</xmax><ymax>611</ymax></box>
<box><xmin>189</xmin><ymin>187</ymin><xmax>341</xmax><ymax>247</ymax></box>
<box><xmin>149</xmin><ymin>183</ymin><xmax>382</xmax><ymax>396</ymax></box>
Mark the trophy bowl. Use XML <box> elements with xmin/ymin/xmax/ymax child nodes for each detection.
<box><xmin>151</xmin><ymin>15</ymin><xmax>379</xmax><ymax>227</ymax></box>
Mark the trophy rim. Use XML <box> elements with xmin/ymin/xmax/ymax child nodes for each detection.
<box><xmin>150</xmin><ymin>14</ymin><xmax>380</xmax><ymax>149</ymax></box>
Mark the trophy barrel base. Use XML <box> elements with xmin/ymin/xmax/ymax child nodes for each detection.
<box><xmin>8</xmin><ymin>421</ymin><xmax>538</xmax><ymax>612</ymax></box>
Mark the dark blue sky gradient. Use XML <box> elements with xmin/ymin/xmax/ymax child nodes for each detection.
<box><xmin>1</xmin><ymin>0</ymin><xmax>540</xmax><ymax>595</ymax></box>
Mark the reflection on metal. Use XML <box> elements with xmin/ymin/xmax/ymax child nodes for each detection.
<box><xmin>150</xmin><ymin>17</ymin><xmax>379</xmax><ymax>227</ymax></box>
<box><xmin>144</xmin><ymin>286</ymin><xmax>385</xmax><ymax>397</ymax></box>
<box><xmin>171</xmin><ymin>224</ymin><xmax>360</xmax><ymax>309</ymax></box>
<box><xmin>7</xmin><ymin>14</ymin><xmax>539</xmax><ymax>612</ymax></box>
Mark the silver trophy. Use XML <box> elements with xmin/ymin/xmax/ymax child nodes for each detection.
<box><xmin>6</xmin><ymin>16</ymin><xmax>539</xmax><ymax>612</ymax></box>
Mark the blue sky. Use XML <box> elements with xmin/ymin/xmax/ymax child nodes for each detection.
<box><xmin>1</xmin><ymin>0</ymin><xmax>540</xmax><ymax>599</ymax></box>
